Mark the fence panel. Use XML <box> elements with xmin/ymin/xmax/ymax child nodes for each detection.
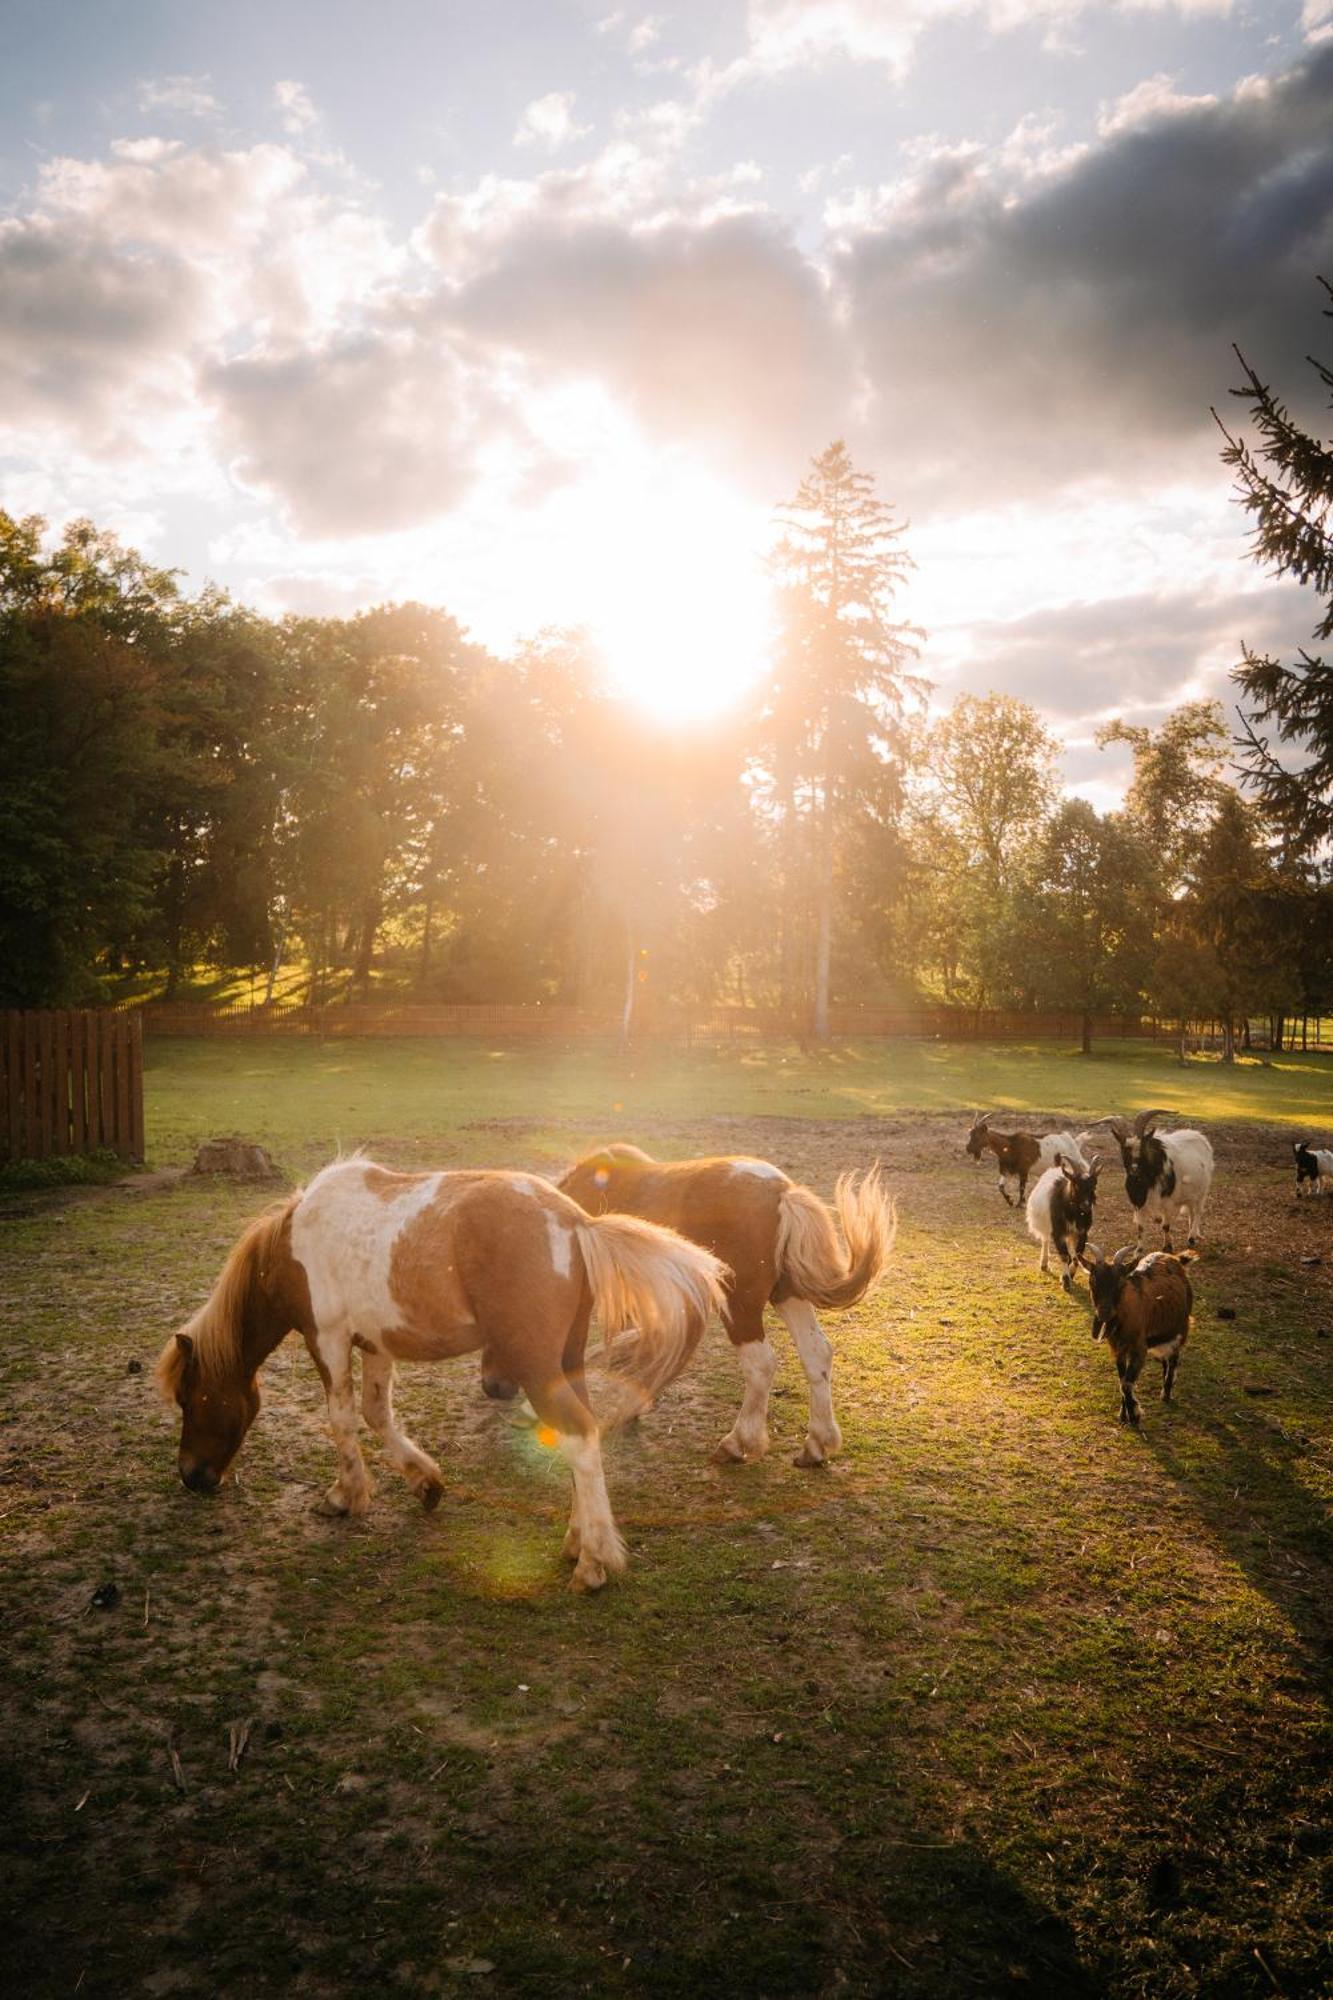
<box><xmin>0</xmin><ymin>1010</ymin><xmax>144</xmax><ymax>1165</ymax></box>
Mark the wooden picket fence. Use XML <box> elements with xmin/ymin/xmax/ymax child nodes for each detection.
<box><xmin>1</xmin><ymin>1010</ymin><xmax>144</xmax><ymax>1165</ymax></box>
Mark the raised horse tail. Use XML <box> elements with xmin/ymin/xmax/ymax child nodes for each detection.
<box><xmin>575</xmin><ymin>1212</ymin><xmax>729</xmax><ymax>1418</ymax></box>
<box><xmin>775</xmin><ymin>1164</ymin><xmax>897</xmax><ymax>1312</ymax></box>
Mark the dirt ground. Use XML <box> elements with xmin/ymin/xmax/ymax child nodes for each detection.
<box><xmin>2</xmin><ymin>1112</ymin><xmax>1331</xmax><ymax>1999</ymax></box>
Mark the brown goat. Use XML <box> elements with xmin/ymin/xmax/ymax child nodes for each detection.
<box><xmin>965</xmin><ymin>1113</ymin><xmax>1088</xmax><ymax>1206</ymax></box>
<box><xmin>1079</xmin><ymin>1246</ymin><xmax>1193</xmax><ymax>1426</ymax></box>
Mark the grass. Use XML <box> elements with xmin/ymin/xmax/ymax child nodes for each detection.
<box><xmin>141</xmin><ymin>1034</ymin><xmax>1333</xmax><ymax>1177</ymax></box>
<box><xmin>2</xmin><ymin>1041</ymin><xmax>1331</xmax><ymax>1998</ymax></box>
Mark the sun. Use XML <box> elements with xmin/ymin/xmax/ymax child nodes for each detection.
<box><xmin>585</xmin><ymin>471</ymin><xmax>775</xmax><ymax>720</ymax></box>
<box><xmin>487</xmin><ymin>389</ymin><xmax>776</xmax><ymax>720</ymax></box>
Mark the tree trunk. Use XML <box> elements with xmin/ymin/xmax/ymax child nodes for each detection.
<box><xmin>353</xmin><ymin>894</ymin><xmax>381</xmax><ymax>992</ymax></box>
<box><xmin>1221</xmin><ymin>1014</ymin><xmax>1236</xmax><ymax>1064</ymax></box>
<box><xmin>417</xmin><ymin>893</ymin><xmax>434</xmax><ymax>990</ymax></box>
<box><xmin>264</xmin><ymin>924</ymin><xmax>285</xmax><ymax>1005</ymax></box>
<box><xmin>1080</xmin><ymin>1009</ymin><xmax>1092</xmax><ymax>1056</ymax></box>
<box><xmin>813</xmin><ymin>778</ymin><xmax>833</xmax><ymax>1043</ymax></box>
<box><xmin>619</xmin><ymin>928</ymin><xmax>637</xmax><ymax>1052</ymax></box>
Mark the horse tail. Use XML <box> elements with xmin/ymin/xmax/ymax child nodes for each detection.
<box><xmin>775</xmin><ymin>1164</ymin><xmax>897</xmax><ymax>1311</ymax></box>
<box><xmin>574</xmin><ymin>1212</ymin><xmax>729</xmax><ymax>1415</ymax></box>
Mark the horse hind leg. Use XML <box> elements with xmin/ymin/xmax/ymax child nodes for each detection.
<box><xmin>775</xmin><ymin>1298</ymin><xmax>841</xmax><ymax>1468</ymax></box>
<box><xmin>360</xmin><ymin>1349</ymin><xmax>445</xmax><ymax>1510</ymax></box>
<box><xmin>713</xmin><ymin>1310</ymin><xmax>780</xmax><ymax>1464</ymax></box>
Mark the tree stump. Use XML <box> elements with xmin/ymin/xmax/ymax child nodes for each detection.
<box><xmin>189</xmin><ymin>1137</ymin><xmax>281</xmax><ymax>1180</ymax></box>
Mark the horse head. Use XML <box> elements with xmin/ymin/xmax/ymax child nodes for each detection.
<box><xmin>158</xmin><ymin>1329</ymin><xmax>261</xmax><ymax>1492</ymax></box>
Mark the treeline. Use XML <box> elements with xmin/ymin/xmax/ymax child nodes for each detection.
<box><xmin>3</xmin><ymin>412</ymin><xmax>1331</xmax><ymax>1050</ymax></box>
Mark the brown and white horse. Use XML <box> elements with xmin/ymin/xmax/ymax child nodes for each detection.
<box><xmin>156</xmin><ymin>1158</ymin><xmax>727</xmax><ymax>1591</ymax></box>
<box><xmin>555</xmin><ymin>1146</ymin><xmax>896</xmax><ymax>1467</ymax></box>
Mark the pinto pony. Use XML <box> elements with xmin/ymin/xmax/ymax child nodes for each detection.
<box><xmin>156</xmin><ymin>1159</ymin><xmax>727</xmax><ymax>1592</ymax></box>
<box><xmin>554</xmin><ymin>1145</ymin><xmax>896</xmax><ymax>1467</ymax></box>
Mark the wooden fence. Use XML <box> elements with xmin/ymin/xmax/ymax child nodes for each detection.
<box><xmin>1</xmin><ymin>1011</ymin><xmax>144</xmax><ymax>1164</ymax></box>
<box><xmin>135</xmin><ymin>1000</ymin><xmax>1154</xmax><ymax>1044</ymax></box>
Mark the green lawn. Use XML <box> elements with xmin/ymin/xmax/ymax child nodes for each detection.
<box><xmin>142</xmin><ymin>1034</ymin><xmax>1333</xmax><ymax>1174</ymax></box>
<box><xmin>3</xmin><ymin>1040</ymin><xmax>1331</xmax><ymax>1998</ymax></box>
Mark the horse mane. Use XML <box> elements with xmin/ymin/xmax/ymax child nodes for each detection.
<box><xmin>155</xmin><ymin>1195</ymin><xmax>300</xmax><ymax>1400</ymax></box>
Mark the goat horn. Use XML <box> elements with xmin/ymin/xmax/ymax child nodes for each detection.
<box><xmin>1101</xmin><ymin>1116</ymin><xmax>1130</xmax><ymax>1142</ymax></box>
<box><xmin>1112</xmin><ymin>1246</ymin><xmax>1141</xmax><ymax>1270</ymax></box>
<box><xmin>1133</xmin><ymin>1108</ymin><xmax>1170</xmax><ymax>1137</ymax></box>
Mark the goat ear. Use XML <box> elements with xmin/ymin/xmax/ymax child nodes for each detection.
<box><xmin>1077</xmin><ymin>1250</ymin><xmax>1097</xmax><ymax>1270</ymax></box>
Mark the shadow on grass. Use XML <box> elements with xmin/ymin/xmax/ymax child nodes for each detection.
<box><xmin>1146</xmin><ymin>1384</ymin><xmax>1333</xmax><ymax>1697</ymax></box>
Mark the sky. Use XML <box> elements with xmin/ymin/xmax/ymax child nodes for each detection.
<box><xmin>3</xmin><ymin>0</ymin><xmax>1333</xmax><ymax>805</ymax></box>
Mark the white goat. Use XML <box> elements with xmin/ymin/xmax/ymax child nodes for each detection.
<box><xmin>1100</xmin><ymin>1110</ymin><xmax>1214</xmax><ymax>1251</ymax></box>
<box><xmin>1025</xmin><ymin>1155</ymin><xmax>1101</xmax><ymax>1291</ymax></box>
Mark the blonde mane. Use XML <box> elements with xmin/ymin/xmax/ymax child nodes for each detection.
<box><xmin>155</xmin><ymin>1196</ymin><xmax>298</xmax><ymax>1400</ymax></box>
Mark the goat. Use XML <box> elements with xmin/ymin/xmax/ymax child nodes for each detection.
<box><xmin>1095</xmin><ymin>1110</ymin><xmax>1214</xmax><ymax>1250</ymax></box>
<box><xmin>1293</xmin><ymin>1139</ymin><xmax>1333</xmax><ymax>1197</ymax></box>
<box><xmin>966</xmin><ymin>1113</ymin><xmax>1090</xmax><ymax>1206</ymax></box>
<box><xmin>1025</xmin><ymin>1156</ymin><xmax>1100</xmax><ymax>1290</ymax></box>
<box><xmin>1079</xmin><ymin>1246</ymin><xmax>1193</xmax><ymax>1426</ymax></box>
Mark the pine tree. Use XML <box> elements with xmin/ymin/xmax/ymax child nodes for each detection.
<box><xmin>1215</xmin><ymin>279</ymin><xmax>1333</xmax><ymax>855</ymax></box>
<box><xmin>766</xmin><ymin>442</ymin><xmax>922</xmax><ymax>1039</ymax></box>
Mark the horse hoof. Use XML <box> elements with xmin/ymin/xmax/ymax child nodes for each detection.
<box><xmin>571</xmin><ymin>1558</ymin><xmax>608</xmax><ymax>1593</ymax></box>
<box><xmin>420</xmin><ymin>1480</ymin><xmax>444</xmax><ymax>1512</ymax></box>
<box><xmin>314</xmin><ymin>1492</ymin><xmax>350</xmax><ymax>1518</ymax></box>
<box><xmin>793</xmin><ymin>1444</ymin><xmax>826</xmax><ymax>1469</ymax></box>
<box><xmin>711</xmin><ymin>1438</ymin><xmax>745</xmax><ymax>1465</ymax></box>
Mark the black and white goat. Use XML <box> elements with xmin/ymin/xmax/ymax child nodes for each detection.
<box><xmin>1025</xmin><ymin>1155</ymin><xmax>1100</xmax><ymax>1291</ymax></box>
<box><xmin>966</xmin><ymin>1113</ymin><xmax>1090</xmax><ymax>1206</ymax></box>
<box><xmin>1096</xmin><ymin>1110</ymin><xmax>1214</xmax><ymax>1251</ymax></box>
<box><xmin>1293</xmin><ymin>1139</ymin><xmax>1333</xmax><ymax>1197</ymax></box>
<box><xmin>1079</xmin><ymin>1245</ymin><xmax>1193</xmax><ymax>1426</ymax></box>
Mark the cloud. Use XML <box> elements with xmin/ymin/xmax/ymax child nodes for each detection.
<box><xmin>838</xmin><ymin>44</ymin><xmax>1333</xmax><ymax>509</ymax></box>
<box><xmin>946</xmin><ymin>582</ymin><xmax>1307</xmax><ymax>723</ymax></box>
<box><xmin>137</xmin><ymin>75</ymin><xmax>221</xmax><ymax>120</ymax></box>
<box><xmin>204</xmin><ymin>324</ymin><xmax>504</xmax><ymax>536</ymax></box>
<box><xmin>514</xmin><ymin>92</ymin><xmax>591</xmax><ymax>151</ymax></box>
<box><xmin>741</xmin><ymin>0</ymin><xmax>1236</xmax><ymax>84</ymax></box>
<box><xmin>274</xmin><ymin>80</ymin><xmax>318</xmax><ymax>135</ymax></box>
<box><xmin>435</xmin><ymin>202</ymin><xmax>851</xmax><ymax>490</ymax></box>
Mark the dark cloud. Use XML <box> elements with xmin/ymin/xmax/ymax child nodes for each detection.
<box><xmin>946</xmin><ymin>580</ymin><xmax>1311</xmax><ymax>722</ymax></box>
<box><xmin>0</xmin><ymin>217</ymin><xmax>200</xmax><ymax>434</ymax></box>
<box><xmin>444</xmin><ymin>207</ymin><xmax>853</xmax><ymax>491</ymax></box>
<box><xmin>842</xmin><ymin>46</ymin><xmax>1333</xmax><ymax>509</ymax></box>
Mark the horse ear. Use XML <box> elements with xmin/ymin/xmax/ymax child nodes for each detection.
<box><xmin>175</xmin><ymin>1332</ymin><xmax>195</xmax><ymax>1361</ymax></box>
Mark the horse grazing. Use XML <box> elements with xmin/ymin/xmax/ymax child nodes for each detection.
<box><xmin>156</xmin><ymin>1158</ymin><xmax>727</xmax><ymax>1592</ymax></box>
<box><xmin>553</xmin><ymin>1145</ymin><xmax>897</xmax><ymax>1468</ymax></box>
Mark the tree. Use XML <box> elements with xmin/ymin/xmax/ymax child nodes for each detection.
<box><xmin>1215</xmin><ymin>279</ymin><xmax>1333</xmax><ymax>856</ymax></box>
<box><xmin>904</xmin><ymin>694</ymin><xmax>1058</xmax><ymax>1007</ymax></box>
<box><xmin>1018</xmin><ymin>802</ymin><xmax>1153</xmax><ymax>1054</ymax></box>
<box><xmin>0</xmin><ymin>515</ymin><xmax>180</xmax><ymax>1005</ymax></box>
<box><xmin>764</xmin><ymin>442</ymin><xmax>922</xmax><ymax>1038</ymax></box>
<box><xmin>1097</xmin><ymin>701</ymin><xmax>1230</xmax><ymax>894</ymax></box>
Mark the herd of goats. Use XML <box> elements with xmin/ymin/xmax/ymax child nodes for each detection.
<box><xmin>158</xmin><ymin>1115</ymin><xmax>1331</xmax><ymax>1589</ymax></box>
<box><xmin>966</xmin><ymin>1111</ymin><xmax>1330</xmax><ymax>1427</ymax></box>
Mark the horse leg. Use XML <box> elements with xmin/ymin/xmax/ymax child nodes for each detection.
<box><xmin>524</xmin><ymin>1373</ymin><xmax>625</xmax><ymax>1593</ymax></box>
<box><xmin>556</xmin><ymin>1302</ymin><xmax>595</xmax><ymax>1564</ymax></box>
<box><xmin>305</xmin><ymin>1333</ymin><xmax>373</xmax><ymax>1516</ymax></box>
<box><xmin>713</xmin><ymin>1304</ymin><xmax>779</xmax><ymax>1463</ymax></box>
<box><xmin>774</xmin><ymin>1298</ymin><xmax>841</xmax><ymax>1468</ymax></box>
<box><xmin>359</xmin><ymin>1349</ymin><xmax>445</xmax><ymax>1510</ymax></box>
